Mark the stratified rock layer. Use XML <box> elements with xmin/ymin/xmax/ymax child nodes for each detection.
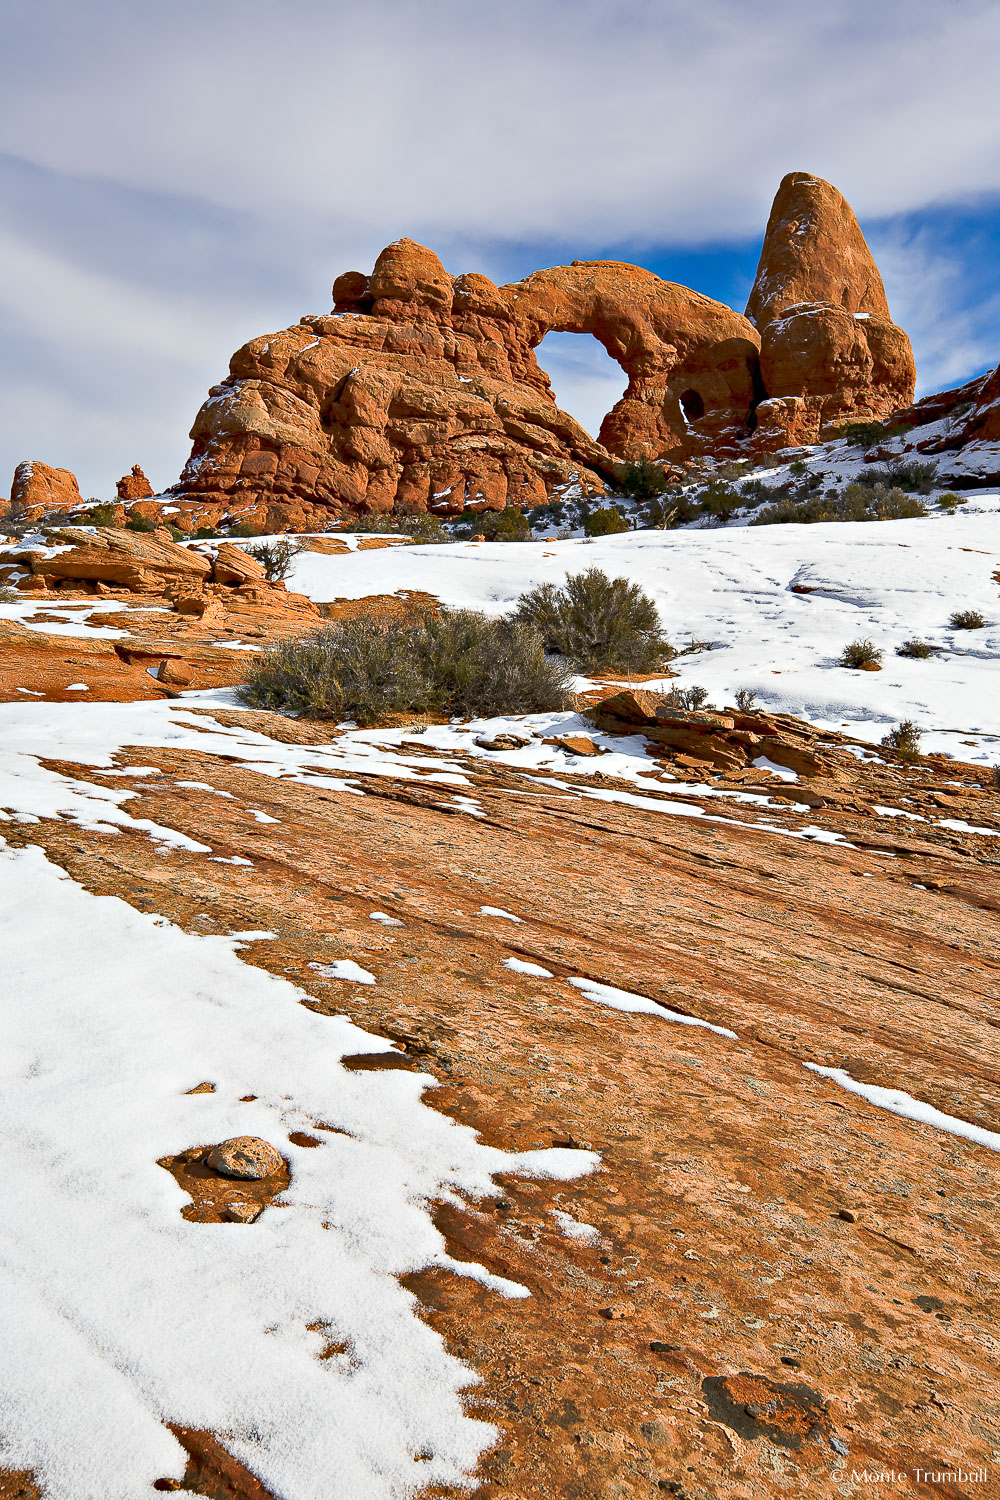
<box><xmin>746</xmin><ymin>173</ymin><xmax>915</xmax><ymax>447</ymax></box>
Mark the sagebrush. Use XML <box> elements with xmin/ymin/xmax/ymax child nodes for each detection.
<box><xmin>239</xmin><ymin>610</ymin><xmax>571</xmax><ymax>724</ymax></box>
<box><xmin>512</xmin><ymin>567</ymin><xmax>673</xmax><ymax>673</ymax></box>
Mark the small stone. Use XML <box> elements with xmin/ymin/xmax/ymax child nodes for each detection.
<box><xmin>836</xmin><ymin>1208</ymin><xmax>858</xmax><ymax>1223</ymax></box>
<box><xmin>205</xmin><ymin>1136</ymin><xmax>284</xmax><ymax>1180</ymax></box>
<box><xmin>780</xmin><ymin>1356</ymin><xmax>801</xmax><ymax>1368</ymax></box>
<box><xmin>474</xmin><ymin>732</ymin><xmax>530</xmax><ymax>751</ymax></box>
<box><xmin>598</xmin><ymin>1305</ymin><xmax>628</xmax><ymax>1320</ymax></box>
<box><xmin>222</xmin><ymin>1201</ymin><xmax>259</xmax><ymax>1223</ymax></box>
<box><xmin>184</xmin><ymin>1081</ymin><xmax>215</xmax><ymax>1095</ymax></box>
<box><xmin>650</xmin><ymin>1341</ymin><xmax>681</xmax><ymax>1354</ymax></box>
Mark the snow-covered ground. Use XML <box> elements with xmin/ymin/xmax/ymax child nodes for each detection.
<box><xmin>287</xmin><ymin>507</ymin><xmax>1000</xmax><ymax>765</ymax></box>
<box><xmin>0</xmin><ymin>807</ymin><xmax>596</xmax><ymax>1498</ymax></box>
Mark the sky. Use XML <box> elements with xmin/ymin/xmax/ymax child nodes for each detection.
<box><xmin>2</xmin><ymin>0</ymin><xmax>999</xmax><ymax>498</ymax></box>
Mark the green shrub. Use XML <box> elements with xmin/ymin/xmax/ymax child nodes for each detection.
<box><xmin>351</xmin><ymin>511</ymin><xmax>451</xmax><ymax>543</ymax></box>
<box><xmin>788</xmin><ymin>458</ymin><xmax>808</xmax><ymax>476</ymax></box>
<box><xmin>472</xmin><ymin>507</ymin><xmax>532</xmax><ymax>542</ymax></box>
<box><xmin>227</xmin><ymin>521</ymin><xmax>263</xmax><ymax>538</ymax></box>
<box><xmin>240</xmin><ymin>610</ymin><xmax>571</xmax><ymax>724</ymax></box>
<box><xmin>638</xmin><ymin>491</ymin><xmax>696</xmax><ymax>529</ymax></box>
<box><xmin>749</xmin><ymin>481</ymin><xmax>925</xmax><ymax>526</ymax></box>
<box><xmin>88</xmin><ymin>503</ymin><xmax>119</xmax><ymax>526</ymax></box>
<box><xmin>896</xmin><ymin>638</ymin><xmax>936</xmax><ymax>659</ymax></box>
<box><xmin>244</xmin><ymin>537</ymin><xmax>302</xmax><ymax>582</ymax></box>
<box><xmin>696</xmin><ymin>477</ymin><xmax>742</xmax><ymax>526</ymax></box>
<box><xmin>617</xmin><ymin>459</ymin><xmax>668</xmax><ymax>499</ymax></box>
<box><xmin>839</xmin><ymin>638</ymin><xmax>883</xmax><ymax>669</ymax></box>
<box><xmin>513</xmin><ymin>567</ymin><xmax>673</xmax><ymax>673</ymax></box>
<box><xmin>938</xmin><ymin>492</ymin><xmax>968</xmax><ymax>512</ymax></box>
<box><xmin>193</xmin><ymin>526</ymin><xmax>221</xmax><ymax>540</ymax></box>
<box><xmin>870</xmin><ymin>486</ymin><xmax>927</xmax><ymax>520</ymax></box>
<box><xmin>584</xmin><ymin>506</ymin><xmax>629</xmax><ymax>537</ymax></box>
<box><xmin>880</xmin><ymin>720</ymin><xmax>922</xmax><ymax>761</ymax></box>
<box><xmin>838</xmin><ymin>420</ymin><xmax>886</xmax><ymax>448</ymax></box>
<box><xmin>125</xmin><ymin>514</ymin><xmax>156</xmax><ymax>533</ymax></box>
<box><xmin>855</xmin><ymin>460</ymin><xmax>936</xmax><ymax>495</ymax></box>
<box><xmin>949</xmin><ymin>609</ymin><xmax>986</xmax><ymax>630</ymax></box>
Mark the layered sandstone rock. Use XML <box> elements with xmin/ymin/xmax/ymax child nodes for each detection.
<box><xmin>746</xmin><ymin>173</ymin><xmax>915</xmax><ymax>446</ymax></box>
<box><xmin>165</xmin><ymin>174</ymin><xmax>913</xmax><ymax>524</ymax></box>
<box><xmin>10</xmin><ymin>460</ymin><xmax>82</xmax><ymax>520</ymax></box>
<box><xmin>116</xmin><ymin>464</ymin><xmax>155</xmax><ymax>500</ymax></box>
<box><xmin>169</xmin><ymin>241</ymin><xmax>764</xmax><ymax>526</ymax></box>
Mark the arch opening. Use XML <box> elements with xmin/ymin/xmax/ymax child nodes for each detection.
<box><xmin>532</xmin><ymin>331</ymin><xmax>629</xmax><ymax>441</ymax></box>
<box><xmin>679</xmin><ymin>388</ymin><xmax>705</xmax><ymax>422</ymax></box>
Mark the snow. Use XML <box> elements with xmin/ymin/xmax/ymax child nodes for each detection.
<box><xmin>805</xmin><ymin>1065</ymin><xmax>1000</xmax><ymax>1154</ymax></box>
<box><xmin>503</xmin><ymin>958</ymin><xmax>554</xmax><ymax>978</ymax></box>
<box><xmin>312</xmin><ymin>959</ymin><xmax>378</xmax><ymax>985</ymax></box>
<box><xmin>480</xmin><ymin>905</ymin><xmax>523</xmax><ymax>922</ymax></box>
<box><xmin>285</xmin><ymin>512</ymin><xmax>1000</xmax><ymax>763</ymax></box>
<box><xmin>568</xmin><ymin>977</ymin><xmax>738</xmax><ymax>1038</ymax></box>
<box><xmin>551</xmin><ymin>1209</ymin><xmax>600</xmax><ymax>1244</ymax></box>
<box><xmin>0</xmin><ymin>843</ymin><xmax>598</xmax><ymax>1496</ymax></box>
<box><xmin>369</xmin><ymin>911</ymin><xmax>403</xmax><ymax>927</ymax></box>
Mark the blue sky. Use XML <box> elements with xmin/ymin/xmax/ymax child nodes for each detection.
<box><xmin>2</xmin><ymin>0</ymin><xmax>999</xmax><ymax>497</ymax></box>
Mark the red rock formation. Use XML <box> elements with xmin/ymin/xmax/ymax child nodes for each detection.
<box><xmin>894</xmin><ymin>360</ymin><xmax>1000</xmax><ymax>486</ymax></box>
<box><xmin>166</xmin><ymin>176</ymin><xmax>915</xmax><ymax>525</ymax></box>
<box><xmin>746</xmin><ymin>173</ymin><xmax>915</xmax><ymax>446</ymax></box>
<box><xmin>116</xmin><ymin>464</ymin><xmax>155</xmax><ymax>500</ymax></box>
<box><xmin>169</xmin><ymin>240</ymin><xmax>764</xmax><ymax>526</ymax></box>
<box><xmin>10</xmin><ymin>460</ymin><xmax>82</xmax><ymax>519</ymax></box>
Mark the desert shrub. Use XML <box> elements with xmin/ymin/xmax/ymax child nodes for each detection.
<box><xmin>618</xmin><ymin>458</ymin><xmax>668</xmax><ymax>499</ymax></box>
<box><xmin>473</xmin><ymin>507</ymin><xmax>532</xmax><ymax>542</ymax></box>
<box><xmin>838</xmin><ymin>420</ymin><xmax>886</xmax><ymax>448</ymax></box>
<box><xmin>664</xmin><ymin>684</ymin><xmax>709</xmax><ymax>710</ymax></box>
<box><xmin>0</xmin><ymin>581</ymin><xmax>19</xmax><ymax>601</ymax></box>
<box><xmin>125</xmin><ymin>514</ymin><xmax>156</xmax><ymax>533</ymax></box>
<box><xmin>750</xmin><ymin>481</ymin><xmax>925</xmax><ymax>526</ymax></box>
<box><xmin>584</xmin><ymin>505</ymin><xmax>629</xmax><ymax>537</ymax></box>
<box><xmin>696</xmin><ymin>477</ymin><xmax>743</xmax><ymax>526</ymax></box>
<box><xmin>896</xmin><ymin>638</ymin><xmax>936</xmax><ymax>659</ymax></box>
<box><xmin>734</xmin><ymin>687</ymin><xmax>759</xmax><ymax>711</ymax></box>
<box><xmin>880</xmin><ymin>720</ymin><xmax>922</xmax><ymax>760</ymax></box>
<box><xmin>193</xmin><ymin>526</ymin><xmax>221</xmax><ymax>540</ymax></box>
<box><xmin>870</xmin><ymin>486</ymin><xmax>927</xmax><ymax>520</ymax></box>
<box><xmin>855</xmin><ymin>460</ymin><xmax>936</xmax><ymax>495</ymax></box>
<box><xmin>839</xmin><ymin>638</ymin><xmax>883</xmax><ymax>669</ymax></box>
<box><xmin>244</xmin><ymin>537</ymin><xmax>302</xmax><ymax>582</ymax></box>
<box><xmin>938</xmin><ymin>492</ymin><xmax>968</xmax><ymax>512</ymax></box>
<box><xmin>352</xmin><ymin>511</ymin><xmax>450</xmax><ymax>543</ymax></box>
<box><xmin>949</xmin><ymin>609</ymin><xmax>986</xmax><ymax>630</ymax></box>
<box><xmin>638</xmin><ymin>491</ymin><xmax>696</xmax><ymax>529</ymax></box>
<box><xmin>788</xmin><ymin>458</ymin><xmax>808</xmax><ymax>476</ymax></box>
<box><xmin>513</xmin><ymin>567</ymin><xmax>673</xmax><ymax>673</ymax></box>
<box><xmin>227</xmin><ymin>521</ymin><xmax>263</xmax><ymax>538</ymax></box>
<box><xmin>88</xmin><ymin>503</ymin><xmax>119</xmax><ymax>526</ymax></box>
<box><xmin>240</xmin><ymin>610</ymin><xmax>571</xmax><ymax>724</ymax></box>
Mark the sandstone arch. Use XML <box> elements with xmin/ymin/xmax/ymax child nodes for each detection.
<box><xmin>168</xmin><ymin>174</ymin><xmax>914</xmax><ymax>529</ymax></box>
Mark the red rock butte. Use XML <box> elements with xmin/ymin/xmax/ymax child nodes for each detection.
<box><xmin>159</xmin><ymin>172</ymin><xmax>914</xmax><ymax>530</ymax></box>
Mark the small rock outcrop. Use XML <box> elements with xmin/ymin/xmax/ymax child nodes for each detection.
<box><xmin>205</xmin><ymin>1137</ymin><xmax>285</xmax><ymax>1180</ymax></box>
<box><xmin>116</xmin><ymin>465</ymin><xmax>154</xmax><ymax>500</ymax></box>
<box><xmin>745</xmin><ymin>173</ymin><xmax>915</xmax><ymax>446</ymax></box>
<box><xmin>10</xmin><ymin>461</ymin><xmax>82</xmax><ymax>520</ymax></box>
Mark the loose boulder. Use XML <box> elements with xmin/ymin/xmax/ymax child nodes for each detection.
<box><xmin>205</xmin><ymin>1137</ymin><xmax>285</xmax><ymax>1180</ymax></box>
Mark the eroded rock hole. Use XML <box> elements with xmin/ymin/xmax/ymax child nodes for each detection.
<box><xmin>679</xmin><ymin>388</ymin><xmax>705</xmax><ymax>422</ymax></box>
<box><xmin>532</xmin><ymin>331</ymin><xmax>628</xmax><ymax>439</ymax></box>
